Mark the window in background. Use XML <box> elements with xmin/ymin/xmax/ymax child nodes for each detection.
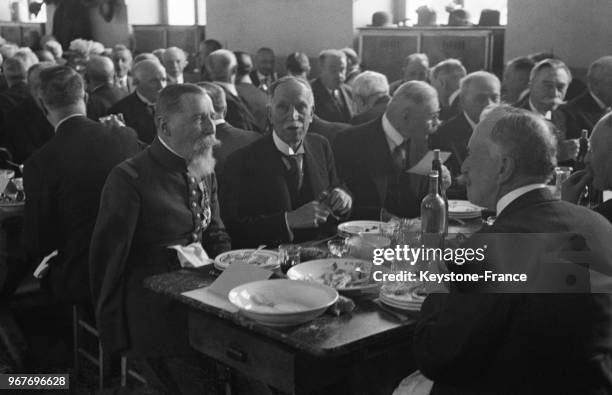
<box><xmin>167</xmin><ymin>0</ymin><xmax>195</xmax><ymax>25</ymax></box>
<box><xmin>126</xmin><ymin>0</ymin><xmax>161</xmax><ymax>24</ymax></box>
<box><xmin>196</xmin><ymin>0</ymin><xmax>206</xmax><ymax>25</ymax></box>
<box><xmin>405</xmin><ymin>0</ymin><xmax>507</xmax><ymax>26</ymax></box>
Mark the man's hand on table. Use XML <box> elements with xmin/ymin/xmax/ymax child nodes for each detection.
<box><xmin>323</xmin><ymin>188</ymin><xmax>352</xmax><ymax>215</ymax></box>
<box><xmin>287</xmin><ymin>201</ymin><xmax>332</xmax><ymax>229</ymax></box>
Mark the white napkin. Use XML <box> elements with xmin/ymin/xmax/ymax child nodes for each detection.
<box><xmin>33</xmin><ymin>250</ymin><xmax>58</xmax><ymax>279</ymax></box>
<box><xmin>407</xmin><ymin>150</ymin><xmax>451</xmax><ymax>175</ymax></box>
<box><xmin>168</xmin><ymin>243</ymin><xmax>213</xmax><ymax>268</ymax></box>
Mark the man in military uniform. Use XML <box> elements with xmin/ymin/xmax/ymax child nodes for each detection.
<box><xmin>90</xmin><ymin>83</ymin><xmax>231</xmax><ymax>394</ymax></box>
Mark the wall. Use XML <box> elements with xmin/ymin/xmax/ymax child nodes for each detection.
<box><xmin>353</xmin><ymin>0</ymin><xmax>393</xmax><ymax>30</ymax></box>
<box><xmin>206</xmin><ymin>0</ymin><xmax>354</xmax><ymax>58</ymax></box>
<box><xmin>505</xmin><ymin>0</ymin><xmax>612</xmax><ymax>70</ymax></box>
<box><xmin>0</xmin><ymin>0</ymin><xmax>11</xmax><ymax>21</ymax></box>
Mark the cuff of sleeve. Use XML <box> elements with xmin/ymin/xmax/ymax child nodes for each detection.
<box><xmin>284</xmin><ymin>212</ymin><xmax>294</xmax><ymax>242</ymax></box>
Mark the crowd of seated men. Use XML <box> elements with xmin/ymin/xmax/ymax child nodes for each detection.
<box><xmin>0</xmin><ymin>33</ymin><xmax>612</xmax><ymax>394</ymax></box>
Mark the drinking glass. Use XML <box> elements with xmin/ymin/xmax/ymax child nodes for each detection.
<box><xmin>327</xmin><ymin>238</ymin><xmax>349</xmax><ymax>258</ymax></box>
<box><xmin>554</xmin><ymin>166</ymin><xmax>573</xmax><ymax>200</ymax></box>
<box><xmin>278</xmin><ymin>244</ymin><xmax>301</xmax><ymax>274</ymax></box>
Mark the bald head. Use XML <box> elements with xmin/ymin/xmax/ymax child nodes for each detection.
<box><xmin>588</xmin><ymin>56</ymin><xmax>612</xmax><ymax>107</ymax></box>
<box><xmin>385</xmin><ymin>80</ymin><xmax>440</xmax><ymax>139</ymax></box>
<box><xmin>588</xmin><ymin>113</ymin><xmax>612</xmax><ymax>190</ymax></box>
<box><xmin>460</xmin><ymin>71</ymin><xmax>501</xmax><ymax>123</ymax></box>
<box><xmin>162</xmin><ymin>47</ymin><xmax>187</xmax><ymax>78</ymax></box>
<box><xmin>87</xmin><ymin>55</ymin><xmax>115</xmax><ymax>86</ymax></box>
<box><xmin>206</xmin><ymin>49</ymin><xmax>237</xmax><ymax>83</ymax></box>
<box><xmin>319</xmin><ymin>49</ymin><xmax>346</xmax><ymax>90</ymax></box>
<box><xmin>133</xmin><ymin>60</ymin><xmax>167</xmax><ymax>102</ymax></box>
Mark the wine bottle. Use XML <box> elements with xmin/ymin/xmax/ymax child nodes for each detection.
<box><xmin>421</xmin><ymin>171</ymin><xmax>447</xmax><ymax>235</ymax></box>
<box><xmin>432</xmin><ymin>149</ymin><xmax>449</xmax><ymax>234</ymax></box>
<box><xmin>575</xmin><ymin>129</ymin><xmax>589</xmax><ymax>170</ymax></box>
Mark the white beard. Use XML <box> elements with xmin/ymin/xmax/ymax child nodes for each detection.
<box><xmin>187</xmin><ymin>135</ymin><xmax>220</xmax><ymax>179</ymax></box>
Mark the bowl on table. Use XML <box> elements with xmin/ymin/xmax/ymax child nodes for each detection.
<box><xmin>228</xmin><ymin>279</ymin><xmax>338</xmax><ymax>326</ymax></box>
<box><xmin>346</xmin><ymin>233</ymin><xmax>391</xmax><ymax>261</ymax></box>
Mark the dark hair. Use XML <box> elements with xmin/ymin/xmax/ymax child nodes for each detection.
<box><xmin>234</xmin><ymin>51</ymin><xmax>252</xmax><ymax>77</ymax></box>
<box><xmin>156</xmin><ymin>83</ymin><xmax>207</xmax><ymax>117</ymax></box>
<box><xmin>506</xmin><ymin>56</ymin><xmax>535</xmax><ymax>73</ymax></box>
<box><xmin>39</xmin><ymin>65</ymin><xmax>84</xmax><ymax>109</ymax></box>
<box><xmin>285</xmin><ymin>52</ymin><xmax>310</xmax><ymax>75</ymax></box>
<box><xmin>203</xmin><ymin>39</ymin><xmax>222</xmax><ymax>51</ymax></box>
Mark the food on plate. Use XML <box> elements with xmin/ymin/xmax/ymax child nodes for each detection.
<box><xmin>219</xmin><ymin>251</ymin><xmax>277</xmax><ymax>267</ymax></box>
<box><xmin>313</xmin><ymin>262</ymin><xmax>370</xmax><ymax>289</ymax></box>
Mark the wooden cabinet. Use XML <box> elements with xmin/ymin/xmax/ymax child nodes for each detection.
<box><xmin>0</xmin><ymin>22</ymin><xmax>45</xmax><ymax>47</ymax></box>
<box><xmin>358</xmin><ymin>26</ymin><xmax>505</xmax><ymax>81</ymax></box>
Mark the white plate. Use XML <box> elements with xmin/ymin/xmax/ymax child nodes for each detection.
<box><xmin>379</xmin><ymin>296</ymin><xmax>422</xmax><ymax>311</ymax></box>
<box><xmin>337</xmin><ymin>220</ymin><xmax>384</xmax><ymax>236</ymax></box>
<box><xmin>448</xmin><ymin>200</ymin><xmax>483</xmax><ymax>219</ymax></box>
<box><xmin>214</xmin><ymin>249</ymin><xmax>280</xmax><ymax>271</ymax></box>
<box><xmin>228</xmin><ymin>279</ymin><xmax>338</xmax><ymax>326</ymax></box>
<box><xmin>287</xmin><ymin>258</ymin><xmax>380</xmax><ymax>296</ymax></box>
<box><xmin>380</xmin><ymin>284</ymin><xmax>427</xmax><ymax>304</ymax></box>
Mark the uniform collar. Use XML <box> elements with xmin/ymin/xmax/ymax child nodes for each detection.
<box><xmin>150</xmin><ymin>137</ymin><xmax>188</xmax><ymax>172</ymax></box>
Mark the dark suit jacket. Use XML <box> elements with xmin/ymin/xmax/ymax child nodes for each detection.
<box><xmin>428</xmin><ymin>112</ymin><xmax>472</xmax><ymax>199</ymax></box>
<box><xmin>236</xmin><ymin>82</ymin><xmax>268</xmax><ymax>132</ymax></box>
<box><xmin>308</xmin><ymin>115</ymin><xmax>350</xmax><ymax>145</ymax></box>
<box><xmin>594</xmin><ymin>199</ymin><xmax>612</xmax><ymax>222</ymax></box>
<box><xmin>217</xmin><ymin>84</ymin><xmax>261</xmax><ymax>134</ymax></box>
<box><xmin>311</xmin><ymin>78</ymin><xmax>354</xmax><ymax>123</ymax></box>
<box><xmin>108</xmin><ymin>91</ymin><xmax>157</xmax><ymax>144</ymax></box>
<box><xmin>87</xmin><ymin>83</ymin><xmax>127</xmax><ymax>121</ymax></box>
<box><xmin>333</xmin><ymin>117</ymin><xmax>428</xmax><ymax>219</ymax></box>
<box><xmin>439</xmin><ymin>94</ymin><xmax>461</xmax><ymax>122</ymax></box>
<box><xmin>558</xmin><ymin>91</ymin><xmax>607</xmax><ymax>139</ymax></box>
<box><xmin>350</xmin><ymin>95</ymin><xmax>390</xmax><ymax>125</ymax></box>
<box><xmin>23</xmin><ymin>115</ymin><xmax>140</xmax><ymax>303</ymax></box>
<box><xmin>249</xmin><ymin>70</ymin><xmax>278</xmax><ymax>88</ymax></box>
<box><xmin>213</xmin><ymin>121</ymin><xmax>260</xmax><ymax>180</ymax></box>
<box><xmin>0</xmin><ymin>81</ymin><xmax>29</xmax><ymax>113</ymax></box>
<box><xmin>221</xmin><ymin>133</ymin><xmax>344</xmax><ymax>247</ymax></box>
<box><xmin>90</xmin><ymin>138</ymin><xmax>231</xmax><ymax>356</ymax></box>
<box><xmin>415</xmin><ymin>188</ymin><xmax>612</xmax><ymax>395</ymax></box>
<box><xmin>114</xmin><ymin>75</ymin><xmax>134</xmax><ymax>96</ymax></box>
<box><xmin>2</xmin><ymin>96</ymin><xmax>54</xmax><ymax>164</ymax></box>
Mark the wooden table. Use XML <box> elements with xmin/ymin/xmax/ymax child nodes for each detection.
<box><xmin>145</xmin><ymin>268</ymin><xmax>418</xmax><ymax>395</ymax></box>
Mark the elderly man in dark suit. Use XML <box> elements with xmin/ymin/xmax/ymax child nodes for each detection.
<box><xmin>108</xmin><ymin>59</ymin><xmax>167</xmax><ymax>144</ymax></box>
<box><xmin>90</xmin><ymin>84</ymin><xmax>231</xmax><ymax>394</ymax></box>
<box><xmin>388</xmin><ymin>53</ymin><xmax>429</xmax><ymax>95</ymax></box>
<box><xmin>397</xmin><ymin>106</ymin><xmax>612</xmax><ymax>395</ymax></box>
<box><xmin>207</xmin><ymin>49</ymin><xmax>261</xmax><ymax>133</ymax></box>
<box><xmin>430</xmin><ymin>71</ymin><xmax>500</xmax><ymax>198</ymax></box>
<box><xmin>0</xmin><ymin>57</ymin><xmax>30</xmax><ymax>118</ymax></box>
<box><xmin>350</xmin><ymin>71</ymin><xmax>391</xmax><ymax>125</ymax></box>
<box><xmin>85</xmin><ymin>55</ymin><xmax>126</xmax><ymax>120</ymax></box>
<box><xmin>111</xmin><ymin>44</ymin><xmax>134</xmax><ymax>94</ymax></box>
<box><xmin>2</xmin><ymin>62</ymin><xmax>54</xmax><ymax>164</ymax></box>
<box><xmin>197</xmin><ymin>82</ymin><xmax>260</xmax><ymax>180</ymax></box>
<box><xmin>563</xmin><ymin>112</ymin><xmax>612</xmax><ymax>221</ymax></box>
<box><xmin>558</xmin><ymin>56</ymin><xmax>612</xmax><ymax>141</ymax></box>
<box><xmin>162</xmin><ymin>47</ymin><xmax>189</xmax><ymax>85</ymax></box>
<box><xmin>23</xmin><ymin>66</ymin><xmax>140</xmax><ymax>305</ymax></box>
<box><xmin>429</xmin><ymin>58</ymin><xmax>466</xmax><ymax>121</ymax></box>
<box><xmin>334</xmin><ymin>81</ymin><xmax>444</xmax><ymax>220</ymax></box>
<box><xmin>249</xmin><ymin>47</ymin><xmax>278</xmax><ymax>92</ymax></box>
<box><xmin>221</xmin><ymin>76</ymin><xmax>352</xmax><ymax>247</ymax></box>
<box><xmin>311</xmin><ymin>49</ymin><xmax>355</xmax><ymax>123</ymax></box>
<box><xmin>514</xmin><ymin>58</ymin><xmax>579</xmax><ymax>164</ymax></box>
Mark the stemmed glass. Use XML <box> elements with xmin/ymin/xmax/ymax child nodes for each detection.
<box><xmin>327</xmin><ymin>238</ymin><xmax>349</xmax><ymax>258</ymax></box>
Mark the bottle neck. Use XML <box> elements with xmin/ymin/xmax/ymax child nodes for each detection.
<box><xmin>429</xmin><ymin>176</ymin><xmax>439</xmax><ymax>195</ymax></box>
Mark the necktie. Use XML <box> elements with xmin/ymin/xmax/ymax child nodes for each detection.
<box><xmin>393</xmin><ymin>140</ymin><xmax>410</xmax><ymax>171</ymax></box>
<box><xmin>147</xmin><ymin>104</ymin><xmax>156</xmax><ymax>117</ymax></box>
<box><xmin>282</xmin><ymin>153</ymin><xmax>304</xmax><ymax>193</ymax></box>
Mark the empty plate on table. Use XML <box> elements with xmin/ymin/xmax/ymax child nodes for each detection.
<box><xmin>214</xmin><ymin>249</ymin><xmax>280</xmax><ymax>271</ymax></box>
<box><xmin>448</xmin><ymin>200</ymin><xmax>483</xmax><ymax>219</ymax></box>
<box><xmin>379</xmin><ymin>284</ymin><xmax>427</xmax><ymax>311</ymax></box>
<box><xmin>287</xmin><ymin>258</ymin><xmax>380</xmax><ymax>296</ymax></box>
<box><xmin>228</xmin><ymin>279</ymin><xmax>338</xmax><ymax>326</ymax></box>
<box><xmin>338</xmin><ymin>220</ymin><xmax>384</xmax><ymax>236</ymax></box>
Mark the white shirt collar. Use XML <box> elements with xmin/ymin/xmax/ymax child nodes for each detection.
<box><xmin>272</xmin><ymin>131</ymin><xmax>304</xmax><ymax>155</ymax></box>
<box><xmin>590</xmin><ymin>91</ymin><xmax>608</xmax><ymax>110</ymax></box>
<box><xmin>158</xmin><ymin>136</ymin><xmax>184</xmax><ymax>159</ymax></box>
<box><xmin>448</xmin><ymin>89</ymin><xmax>460</xmax><ymax>107</ymax></box>
<box><xmin>136</xmin><ymin>90</ymin><xmax>155</xmax><ymax>106</ymax></box>
<box><xmin>463</xmin><ymin>111</ymin><xmax>478</xmax><ymax>130</ymax></box>
<box><xmin>176</xmin><ymin>74</ymin><xmax>184</xmax><ymax>84</ymax></box>
<box><xmin>212</xmin><ymin>119</ymin><xmax>225</xmax><ymax>126</ymax></box>
<box><xmin>216</xmin><ymin>81</ymin><xmax>238</xmax><ymax>97</ymax></box>
<box><xmin>496</xmin><ymin>184</ymin><xmax>548</xmax><ymax>216</ymax></box>
<box><xmin>381</xmin><ymin>113</ymin><xmax>405</xmax><ymax>152</ymax></box>
<box><xmin>528</xmin><ymin>99</ymin><xmax>552</xmax><ymax>120</ymax></box>
<box><xmin>55</xmin><ymin>113</ymin><xmax>85</xmax><ymax>132</ymax></box>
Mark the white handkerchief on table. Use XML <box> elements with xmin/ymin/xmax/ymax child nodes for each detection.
<box><xmin>407</xmin><ymin>150</ymin><xmax>451</xmax><ymax>176</ymax></box>
<box><xmin>169</xmin><ymin>242</ymin><xmax>214</xmax><ymax>268</ymax></box>
<box><xmin>181</xmin><ymin>263</ymin><xmax>273</xmax><ymax>313</ymax></box>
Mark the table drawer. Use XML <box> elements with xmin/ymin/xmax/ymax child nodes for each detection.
<box><xmin>189</xmin><ymin>312</ymin><xmax>296</xmax><ymax>393</ymax></box>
